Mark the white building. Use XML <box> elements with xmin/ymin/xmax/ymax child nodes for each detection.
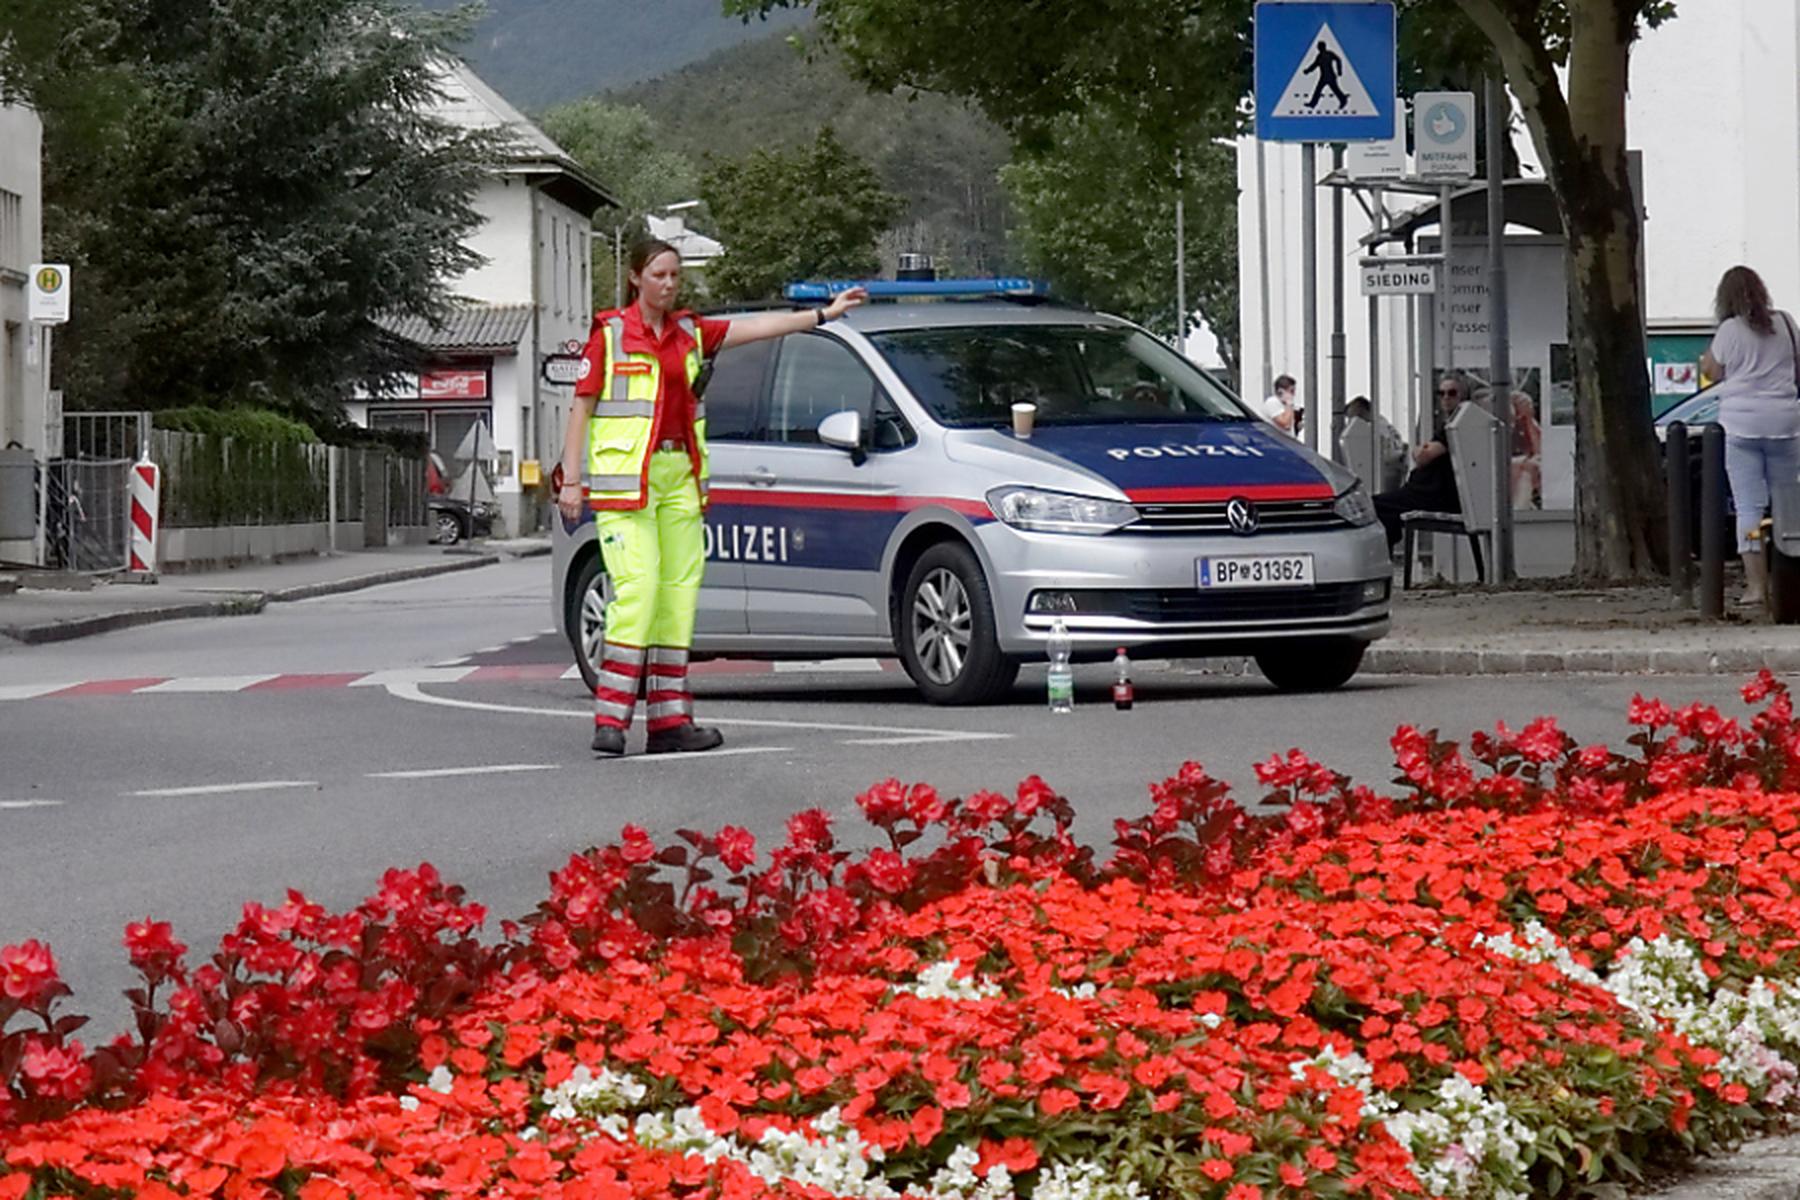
<box><xmin>1233</xmin><ymin>2</ymin><xmax>1798</xmax><ymax>572</ymax></box>
<box><xmin>0</xmin><ymin>104</ymin><xmax>46</xmax><ymax>564</ymax></box>
<box><xmin>348</xmin><ymin>60</ymin><xmax>614</xmax><ymax>535</ymax></box>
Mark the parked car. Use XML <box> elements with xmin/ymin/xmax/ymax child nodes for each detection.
<box><xmin>431</xmin><ymin>495</ymin><xmax>497</xmax><ymax>545</ymax></box>
<box><xmin>551</xmin><ymin>283</ymin><xmax>1392</xmax><ymax>704</ymax></box>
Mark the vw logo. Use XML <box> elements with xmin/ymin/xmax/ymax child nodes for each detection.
<box><xmin>1226</xmin><ymin>497</ymin><xmax>1259</xmax><ymax>536</ymax></box>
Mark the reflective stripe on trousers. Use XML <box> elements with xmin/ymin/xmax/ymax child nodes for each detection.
<box><xmin>591</xmin><ymin>453</ymin><xmax>704</xmax><ymax>731</ymax></box>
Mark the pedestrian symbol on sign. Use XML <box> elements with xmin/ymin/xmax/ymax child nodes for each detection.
<box><xmin>1270</xmin><ymin>23</ymin><xmax>1380</xmax><ymax>120</ymax></box>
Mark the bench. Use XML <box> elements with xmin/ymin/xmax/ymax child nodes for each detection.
<box><xmin>1400</xmin><ymin>402</ymin><xmax>1497</xmax><ymax>588</ymax></box>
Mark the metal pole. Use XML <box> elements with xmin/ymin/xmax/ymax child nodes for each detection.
<box><xmin>1175</xmin><ymin>148</ymin><xmax>1187</xmax><ymax>350</ymax></box>
<box><xmin>1302</xmin><ymin>142</ymin><xmax>1319</xmax><ymax>452</ymax></box>
<box><xmin>1700</xmin><ymin>423</ymin><xmax>1726</xmax><ymax>618</ymax></box>
<box><xmin>34</xmin><ymin>326</ymin><xmax>50</xmax><ymax>567</ymax></box>
<box><xmin>1367</xmin><ymin>189</ymin><xmax>1383</xmax><ymax>489</ymax></box>
<box><xmin>1485</xmin><ymin>74</ymin><xmax>1514</xmax><ymax>580</ymax></box>
<box><xmin>1437</xmin><ymin>185</ymin><xmax>1454</xmax><ymax>391</ymax></box>
<box><xmin>614</xmin><ymin>226</ymin><xmax>624</xmax><ymax>309</ymax></box>
<box><xmin>1666</xmin><ymin>421</ymin><xmax>1694</xmax><ymax>604</ymax></box>
<box><xmin>1329</xmin><ymin>144</ymin><xmax>1347</xmax><ymax>462</ymax></box>
<box><xmin>1405</xmin><ymin>234</ymin><xmax>1419</xmax><ymax>445</ymax></box>
<box><xmin>1256</xmin><ymin>139</ymin><xmax>1274</xmax><ymax>399</ymax></box>
<box><xmin>327</xmin><ymin>445</ymin><xmax>339</xmax><ymax>555</ymax></box>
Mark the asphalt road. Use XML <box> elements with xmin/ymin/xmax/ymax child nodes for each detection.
<box><xmin>0</xmin><ymin>559</ymin><xmax>1762</xmax><ymax>1038</ymax></box>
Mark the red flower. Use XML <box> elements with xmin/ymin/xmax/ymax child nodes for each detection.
<box><xmin>619</xmin><ymin>825</ymin><xmax>655</xmax><ymax>864</ymax></box>
<box><xmin>0</xmin><ymin>940</ymin><xmax>59</xmax><ymax>1006</ymax></box>
<box><xmin>715</xmin><ymin>825</ymin><xmax>756</xmax><ymax>872</ymax></box>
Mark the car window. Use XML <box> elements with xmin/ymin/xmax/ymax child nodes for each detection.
<box><xmin>867</xmin><ymin>324</ymin><xmax>1250</xmax><ymax>428</ymax></box>
<box><xmin>702</xmin><ymin>338</ymin><xmax>773</xmax><ymax>442</ymax></box>
<box><xmin>768</xmin><ymin>334</ymin><xmax>878</xmax><ymax>444</ymax></box>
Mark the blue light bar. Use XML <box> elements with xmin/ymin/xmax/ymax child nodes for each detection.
<box><xmin>783</xmin><ymin>277</ymin><xmax>1051</xmax><ymax>302</ymax></box>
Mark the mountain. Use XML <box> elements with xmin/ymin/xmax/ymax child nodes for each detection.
<box><xmin>422</xmin><ymin>0</ymin><xmax>807</xmax><ymax>112</ymax></box>
<box><xmin>607</xmin><ymin>33</ymin><xmax>1015</xmax><ymax>274</ymax></box>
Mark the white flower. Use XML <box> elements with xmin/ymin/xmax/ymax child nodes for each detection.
<box><xmin>893</xmin><ymin>959</ymin><xmax>1002</xmax><ymax>1001</ymax></box>
<box><xmin>539</xmin><ymin>1063</ymin><xmax>651</xmax><ymax>1123</ymax></box>
<box><xmin>426</xmin><ymin>1065</ymin><xmax>454</xmax><ymax>1094</ymax></box>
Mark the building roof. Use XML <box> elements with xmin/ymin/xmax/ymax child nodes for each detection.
<box><xmin>647</xmin><ymin>212</ymin><xmax>724</xmax><ymax>264</ymax></box>
<box><xmin>433</xmin><ymin>59</ymin><xmax>617</xmax><ymax>215</ymax></box>
<box><xmin>378</xmin><ymin>302</ymin><xmax>534</xmax><ymax>355</ymax></box>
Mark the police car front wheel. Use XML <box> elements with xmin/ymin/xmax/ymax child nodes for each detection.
<box><xmin>897</xmin><ymin>542</ymin><xmax>1019</xmax><ymax>706</ymax></box>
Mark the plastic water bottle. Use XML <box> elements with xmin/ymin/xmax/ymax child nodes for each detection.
<box><xmin>1112</xmin><ymin>647</ymin><xmax>1134</xmax><ymax>711</ymax></box>
<box><xmin>1047</xmin><ymin>619</ymin><xmax>1074</xmax><ymax>713</ymax></box>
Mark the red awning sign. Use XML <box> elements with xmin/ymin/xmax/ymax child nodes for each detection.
<box><xmin>421</xmin><ymin>370</ymin><xmax>488</xmax><ymax>400</ymax></box>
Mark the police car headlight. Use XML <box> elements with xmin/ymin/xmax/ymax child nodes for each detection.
<box><xmin>1334</xmin><ymin>482</ymin><xmax>1377</xmax><ymax>527</ymax></box>
<box><xmin>986</xmin><ymin>486</ymin><xmax>1138</xmax><ymax>534</ymax></box>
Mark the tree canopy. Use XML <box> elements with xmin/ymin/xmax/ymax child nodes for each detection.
<box><xmin>698</xmin><ymin>126</ymin><xmax>903</xmax><ymax>302</ymax></box>
<box><xmin>1004</xmin><ymin>114</ymin><xmax>1238</xmax><ymax>377</ymax></box>
<box><xmin>1</xmin><ymin>0</ymin><xmax>496</xmax><ymax>416</ymax></box>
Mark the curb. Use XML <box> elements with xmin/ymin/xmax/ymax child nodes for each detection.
<box><xmin>1362</xmin><ymin>645</ymin><xmax>1800</xmax><ymax>676</ymax></box>
<box><xmin>0</xmin><ymin>594</ymin><xmax>267</xmax><ymax>646</ymax></box>
<box><xmin>265</xmin><ymin>553</ymin><xmax>500</xmax><ymax>603</ymax></box>
<box><xmin>1645</xmin><ymin>1132</ymin><xmax>1800</xmax><ymax>1199</ymax></box>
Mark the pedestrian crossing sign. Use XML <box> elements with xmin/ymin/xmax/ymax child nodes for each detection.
<box><xmin>1254</xmin><ymin>2</ymin><xmax>1397</xmax><ymax>143</ymax></box>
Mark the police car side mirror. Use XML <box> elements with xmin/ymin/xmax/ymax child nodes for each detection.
<box><xmin>818</xmin><ymin>410</ymin><xmax>866</xmax><ymax>465</ymax></box>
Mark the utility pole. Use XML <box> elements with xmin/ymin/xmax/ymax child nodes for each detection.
<box><xmin>1485</xmin><ymin>74</ymin><xmax>1515</xmax><ymax>580</ymax></box>
<box><xmin>1175</xmin><ymin>149</ymin><xmax>1187</xmax><ymax>351</ymax></box>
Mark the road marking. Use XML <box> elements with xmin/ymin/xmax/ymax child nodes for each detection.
<box><xmin>130</xmin><ymin>780</ymin><xmax>318</xmax><ymax>797</ymax></box>
<box><xmin>0</xmin><ymin>683</ymin><xmax>77</xmax><ymax>701</ymax></box>
<box><xmin>370</xmin><ymin>763</ymin><xmax>561</xmax><ymax>779</ymax></box>
<box><xmin>773</xmin><ymin>658</ymin><xmax>887</xmax><ymax>673</ymax></box>
<box><xmin>561</xmin><ymin>665</ymin><xmax>583</xmax><ymax>680</ymax></box>
<box><xmin>618</xmin><ymin>746</ymin><xmax>792</xmax><ymax>764</ymax></box>
<box><xmin>138</xmin><ymin>674</ymin><xmax>278</xmax><ymax>694</ymax></box>
<box><xmin>0</xmin><ymin>800</ymin><xmax>62</xmax><ymax>810</ymax></box>
<box><xmin>382</xmin><ymin>682</ymin><xmax>1010</xmax><ymax>744</ymax></box>
<box><xmin>348</xmin><ymin>667</ymin><xmax>479</xmax><ymax>688</ymax></box>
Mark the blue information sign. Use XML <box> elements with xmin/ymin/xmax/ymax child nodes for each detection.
<box><xmin>1254</xmin><ymin>2</ymin><xmax>1397</xmax><ymax>143</ymax></box>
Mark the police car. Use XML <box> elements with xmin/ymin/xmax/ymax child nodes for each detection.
<box><xmin>552</xmin><ymin>279</ymin><xmax>1391</xmax><ymax>704</ymax></box>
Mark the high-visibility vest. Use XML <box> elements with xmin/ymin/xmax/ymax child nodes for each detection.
<box><xmin>584</xmin><ymin>312</ymin><xmax>709</xmax><ymax>510</ymax></box>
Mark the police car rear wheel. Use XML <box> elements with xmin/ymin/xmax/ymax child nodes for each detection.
<box><xmin>898</xmin><ymin>543</ymin><xmax>1018</xmax><ymax>705</ymax></box>
<box><xmin>1254</xmin><ymin>638</ymin><xmax>1366</xmax><ymax>692</ymax></box>
<box><xmin>436</xmin><ymin>512</ymin><xmax>463</xmax><ymax>545</ymax></box>
<box><xmin>567</xmin><ymin>554</ymin><xmax>611</xmax><ymax>691</ymax></box>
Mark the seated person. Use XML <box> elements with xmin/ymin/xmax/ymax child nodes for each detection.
<box><xmin>1509</xmin><ymin>391</ymin><xmax>1543</xmax><ymax>509</ymax></box>
<box><xmin>1373</xmin><ymin>375</ymin><xmax>1467</xmax><ymax>551</ymax></box>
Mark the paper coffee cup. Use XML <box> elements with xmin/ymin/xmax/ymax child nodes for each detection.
<box><xmin>1012</xmin><ymin>402</ymin><xmax>1036</xmax><ymax>438</ymax></box>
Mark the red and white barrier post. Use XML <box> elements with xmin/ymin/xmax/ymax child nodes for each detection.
<box><xmin>129</xmin><ymin>457</ymin><xmax>160</xmax><ymax>576</ymax></box>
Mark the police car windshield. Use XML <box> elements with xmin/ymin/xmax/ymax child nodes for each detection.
<box><xmin>866</xmin><ymin>325</ymin><xmax>1249</xmax><ymax>428</ymax></box>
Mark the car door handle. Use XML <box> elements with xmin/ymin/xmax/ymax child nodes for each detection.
<box><xmin>748</xmin><ymin>467</ymin><xmax>777</xmax><ymax>488</ymax></box>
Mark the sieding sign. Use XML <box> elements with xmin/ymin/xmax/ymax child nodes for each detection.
<box><xmin>1360</xmin><ymin>263</ymin><xmax>1437</xmax><ymax>296</ymax></box>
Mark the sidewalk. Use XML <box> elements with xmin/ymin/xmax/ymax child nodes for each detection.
<box><xmin>1369</xmin><ymin>577</ymin><xmax>1800</xmax><ymax>676</ymax></box>
<box><xmin>0</xmin><ymin>537</ymin><xmax>549</xmax><ymax>645</ymax></box>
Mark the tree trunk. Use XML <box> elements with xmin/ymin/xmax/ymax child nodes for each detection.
<box><xmin>1455</xmin><ymin>0</ymin><xmax>1667</xmax><ymax>580</ymax></box>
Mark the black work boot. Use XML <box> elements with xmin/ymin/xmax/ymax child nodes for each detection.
<box><xmin>644</xmin><ymin>723</ymin><xmax>724</xmax><ymax>754</ymax></box>
<box><xmin>591</xmin><ymin>725</ymin><xmax>627</xmax><ymax>756</ymax></box>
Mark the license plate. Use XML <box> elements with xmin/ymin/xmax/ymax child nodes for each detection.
<box><xmin>1197</xmin><ymin>554</ymin><xmax>1315</xmax><ymax>589</ymax></box>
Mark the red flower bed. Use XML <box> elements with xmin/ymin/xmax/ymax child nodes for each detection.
<box><xmin>8</xmin><ymin>675</ymin><xmax>1800</xmax><ymax>1198</ymax></box>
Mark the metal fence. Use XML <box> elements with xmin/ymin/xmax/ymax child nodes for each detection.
<box><xmin>61</xmin><ymin>411</ymin><xmax>151</xmax><ymax>463</ymax></box>
<box><xmin>388</xmin><ymin>453</ymin><xmax>428</xmax><ymax>531</ymax></box>
<box><xmin>42</xmin><ymin>457</ymin><xmax>131</xmax><ymax>573</ymax></box>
